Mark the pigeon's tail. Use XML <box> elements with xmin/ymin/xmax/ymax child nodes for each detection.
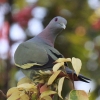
<box><xmin>78</xmin><ymin>74</ymin><xmax>91</xmax><ymax>83</ymax></box>
<box><xmin>66</xmin><ymin>67</ymin><xmax>91</xmax><ymax>83</ymax></box>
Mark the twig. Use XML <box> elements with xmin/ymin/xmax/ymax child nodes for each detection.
<box><xmin>72</xmin><ymin>71</ymin><xmax>75</xmax><ymax>89</ymax></box>
<box><xmin>0</xmin><ymin>90</ymin><xmax>7</xmax><ymax>98</ymax></box>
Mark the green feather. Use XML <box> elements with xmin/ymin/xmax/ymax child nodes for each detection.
<box><xmin>15</xmin><ymin>63</ymin><xmax>42</xmax><ymax>69</ymax></box>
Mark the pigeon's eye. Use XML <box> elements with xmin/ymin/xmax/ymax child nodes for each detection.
<box><xmin>55</xmin><ymin>18</ymin><xmax>58</xmax><ymax>21</ymax></box>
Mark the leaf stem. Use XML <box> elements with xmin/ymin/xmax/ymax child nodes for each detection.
<box><xmin>72</xmin><ymin>71</ymin><xmax>75</xmax><ymax>89</ymax></box>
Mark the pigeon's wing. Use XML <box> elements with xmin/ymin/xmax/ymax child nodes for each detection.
<box><xmin>14</xmin><ymin>41</ymin><xmax>49</xmax><ymax>69</ymax></box>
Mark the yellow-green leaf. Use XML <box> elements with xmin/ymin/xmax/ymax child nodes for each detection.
<box><xmin>71</xmin><ymin>57</ymin><xmax>82</xmax><ymax>76</ymax></box>
<box><xmin>32</xmin><ymin>94</ymin><xmax>37</xmax><ymax>100</ymax></box>
<box><xmin>58</xmin><ymin>77</ymin><xmax>65</xmax><ymax>99</ymax></box>
<box><xmin>55</xmin><ymin>58</ymin><xmax>71</xmax><ymax>63</ymax></box>
<box><xmin>17</xmin><ymin>77</ymin><xmax>33</xmax><ymax>86</ymax></box>
<box><xmin>39</xmin><ymin>70</ymin><xmax>52</xmax><ymax>75</ymax></box>
<box><xmin>41</xmin><ymin>96</ymin><xmax>52</xmax><ymax>100</ymax></box>
<box><xmin>53</xmin><ymin>62</ymin><xmax>64</xmax><ymax>72</ymax></box>
<box><xmin>15</xmin><ymin>63</ymin><xmax>42</xmax><ymax>69</ymax></box>
<box><xmin>20</xmin><ymin>94</ymin><xmax>29</xmax><ymax>100</ymax></box>
<box><xmin>7</xmin><ymin>87</ymin><xmax>19</xmax><ymax>97</ymax></box>
<box><xmin>68</xmin><ymin>90</ymin><xmax>89</xmax><ymax>100</ymax></box>
<box><xmin>17</xmin><ymin>83</ymin><xmax>37</xmax><ymax>93</ymax></box>
<box><xmin>47</xmin><ymin>70</ymin><xmax>61</xmax><ymax>85</ymax></box>
<box><xmin>40</xmin><ymin>90</ymin><xmax>56</xmax><ymax>98</ymax></box>
<box><xmin>7</xmin><ymin>91</ymin><xmax>20</xmax><ymax>100</ymax></box>
<box><xmin>17</xmin><ymin>83</ymin><xmax>36</xmax><ymax>89</ymax></box>
<box><xmin>44</xmin><ymin>70</ymin><xmax>52</xmax><ymax>74</ymax></box>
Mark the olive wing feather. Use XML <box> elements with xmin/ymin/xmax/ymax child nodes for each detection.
<box><xmin>14</xmin><ymin>42</ymin><xmax>49</xmax><ymax>69</ymax></box>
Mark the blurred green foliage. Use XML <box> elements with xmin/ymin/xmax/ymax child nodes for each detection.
<box><xmin>0</xmin><ymin>0</ymin><xmax>100</xmax><ymax>100</ymax></box>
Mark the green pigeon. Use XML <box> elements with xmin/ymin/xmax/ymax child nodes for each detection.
<box><xmin>14</xmin><ymin>16</ymin><xmax>90</xmax><ymax>82</ymax></box>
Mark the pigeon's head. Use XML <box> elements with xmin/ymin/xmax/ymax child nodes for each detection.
<box><xmin>37</xmin><ymin>16</ymin><xmax>67</xmax><ymax>46</ymax></box>
<box><xmin>47</xmin><ymin>16</ymin><xmax>67</xmax><ymax>31</ymax></box>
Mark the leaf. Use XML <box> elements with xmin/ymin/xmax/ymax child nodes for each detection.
<box><xmin>15</xmin><ymin>63</ymin><xmax>42</xmax><ymax>69</ymax></box>
<box><xmin>53</xmin><ymin>62</ymin><xmax>64</xmax><ymax>72</ymax></box>
<box><xmin>39</xmin><ymin>70</ymin><xmax>47</xmax><ymax>74</ymax></box>
<box><xmin>55</xmin><ymin>58</ymin><xmax>71</xmax><ymax>63</ymax></box>
<box><xmin>58</xmin><ymin>77</ymin><xmax>65</xmax><ymax>99</ymax></box>
<box><xmin>71</xmin><ymin>57</ymin><xmax>82</xmax><ymax>76</ymax></box>
<box><xmin>17</xmin><ymin>83</ymin><xmax>37</xmax><ymax>93</ymax></box>
<box><xmin>17</xmin><ymin>77</ymin><xmax>33</xmax><ymax>86</ymax></box>
<box><xmin>17</xmin><ymin>83</ymin><xmax>36</xmax><ymax>89</ymax></box>
<box><xmin>44</xmin><ymin>70</ymin><xmax>52</xmax><ymax>74</ymax></box>
<box><xmin>40</xmin><ymin>84</ymin><xmax>49</xmax><ymax>93</ymax></box>
<box><xmin>68</xmin><ymin>90</ymin><xmax>89</xmax><ymax>100</ymax></box>
<box><xmin>39</xmin><ymin>70</ymin><xmax>52</xmax><ymax>75</ymax></box>
<box><xmin>41</xmin><ymin>96</ymin><xmax>52</xmax><ymax>100</ymax></box>
<box><xmin>47</xmin><ymin>70</ymin><xmax>61</xmax><ymax>85</ymax></box>
<box><xmin>32</xmin><ymin>94</ymin><xmax>37</xmax><ymax>100</ymax></box>
<box><xmin>40</xmin><ymin>90</ymin><xmax>56</xmax><ymax>98</ymax></box>
<box><xmin>7</xmin><ymin>91</ymin><xmax>20</xmax><ymax>100</ymax></box>
<box><xmin>7</xmin><ymin>87</ymin><xmax>19</xmax><ymax>97</ymax></box>
<box><xmin>20</xmin><ymin>94</ymin><xmax>30</xmax><ymax>100</ymax></box>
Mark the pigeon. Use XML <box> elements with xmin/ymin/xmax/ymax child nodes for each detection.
<box><xmin>14</xmin><ymin>16</ymin><xmax>90</xmax><ymax>83</ymax></box>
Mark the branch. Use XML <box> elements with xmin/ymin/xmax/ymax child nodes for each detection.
<box><xmin>0</xmin><ymin>90</ymin><xmax>7</xmax><ymax>98</ymax></box>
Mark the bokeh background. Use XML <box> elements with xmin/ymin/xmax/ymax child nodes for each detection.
<box><xmin>0</xmin><ymin>0</ymin><xmax>100</xmax><ymax>100</ymax></box>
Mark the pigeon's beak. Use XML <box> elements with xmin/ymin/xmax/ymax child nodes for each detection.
<box><xmin>60</xmin><ymin>23</ymin><xmax>66</xmax><ymax>29</ymax></box>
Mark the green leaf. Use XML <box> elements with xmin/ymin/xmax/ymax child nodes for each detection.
<box><xmin>68</xmin><ymin>90</ymin><xmax>89</xmax><ymax>100</ymax></box>
<box><xmin>41</xmin><ymin>96</ymin><xmax>52</xmax><ymax>100</ymax></box>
